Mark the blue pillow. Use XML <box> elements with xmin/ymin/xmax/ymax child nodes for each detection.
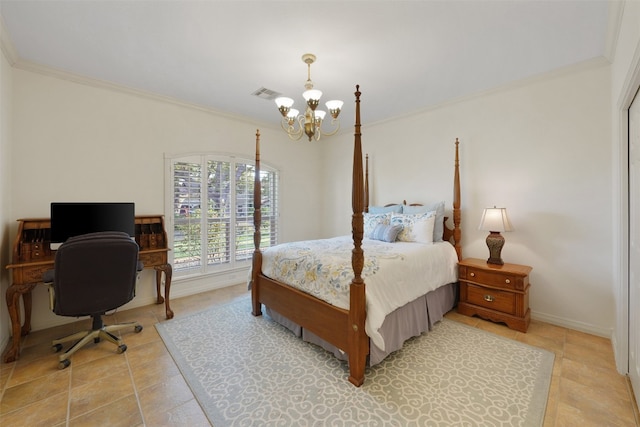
<box><xmin>368</xmin><ymin>205</ymin><xmax>402</xmax><ymax>214</ymax></box>
<box><xmin>370</xmin><ymin>223</ymin><xmax>403</xmax><ymax>243</ymax></box>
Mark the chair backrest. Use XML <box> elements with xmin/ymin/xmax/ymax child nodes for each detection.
<box><xmin>53</xmin><ymin>231</ymin><xmax>139</xmax><ymax>317</ymax></box>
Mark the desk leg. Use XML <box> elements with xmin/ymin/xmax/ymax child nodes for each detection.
<box><xmin>154</xmin><ymin>264</ymin><xmax>173</xmax><ymax>319</ymax></box>
<box><xmin>22</xmin><ymin>290</ymin><xmax>33</xmax><ymax>336</ymax></box>
<box><xmin>4</xmin><ymin>283</ymin><xmax>37</xmax><ymax>363</ymax></box>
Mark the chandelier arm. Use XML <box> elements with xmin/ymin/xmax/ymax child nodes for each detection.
<box><xmin>281</xmin><ymin>118</ymin><xmax>304</xmax><ymax>141</ymax></box>
<box><xmin>317</xmin><ymin>118</ymin><xmax>341</xmax><ymax>137</ymax></box>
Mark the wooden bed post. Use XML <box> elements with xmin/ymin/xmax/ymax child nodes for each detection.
<box><xmin>348</xmin><ymin>85</ymin><xmax>369</xmax><ymax>387</ymax></box>
<box><xmin>364</xmin><ymin>154</ymin><xmax>369</xmax><ymax>213</ymax></box>
<box><xmin>251</xmin><ymin>129</ymin><xmax>263</xmax><ymax>316</ymax></box>
<box><xmin>453</xmin><ymin>138</ymin><xmax>462</xmax><ymax>260</ymax></box>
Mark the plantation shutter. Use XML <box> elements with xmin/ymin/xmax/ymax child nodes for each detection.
<box><xmin>259</xmin><ymin>169</ymin><xmax>279</xmax><ymax>247</ymax></box>
<box><xmin>207</xmin><ymin>160</ymin><xmax>231</xmax><ymax>266</ymax></box>
<box><xmin>168</xmin><ymin>154</ymin><xmax>278</xmax><ymax>276</ymax></box>
<box><xmin>173</xmin><ymin>161</ymin><xmax>203</xmax><ymax>271</ymax></box>
<box><xmin>235</xmin><ymin>162</ymin><xmax>254</xmax><ymax>261</ymax></box>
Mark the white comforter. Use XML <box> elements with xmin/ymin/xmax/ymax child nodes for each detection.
<box><xmin>260</xmin><ymin>236</ymin><xmax>459</xmax><ymax>350</ymax></box>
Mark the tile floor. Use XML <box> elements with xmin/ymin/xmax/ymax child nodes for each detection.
<box><xmin>0</xmin><ymin>283</ymin><xmax>637</xmax><ymax>426</ymax></box>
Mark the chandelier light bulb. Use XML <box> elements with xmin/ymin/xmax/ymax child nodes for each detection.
<box><xmin>303</xmin><ymin>90</ymin><xmax>322</xmax><ymax>110</ymax></box>
<box><xmin>302</xmin><ymin>89</ymin><xmax>322</xmax><ymax>102</ymax></box>
<box><xmin>275</xmin><ymin>97</ymin><xmax>294</xmax><ymax>108</ymax></box>
<box><xmin>326</xmin><ymin>100</ymin><xmax>343</xmax><ymax>119</ymax></box>
<box><xmin>275</xmin><ymin>97</ymin><xmax>294</xmax><ymax>117</ymax></box>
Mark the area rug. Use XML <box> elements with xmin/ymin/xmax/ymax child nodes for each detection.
<box><xmin>156</xmin><ymin>297</ymin><xmax>554</xmax><ymax>426</ymax></box>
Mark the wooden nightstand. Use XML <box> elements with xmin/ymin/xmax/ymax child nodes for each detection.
<box><xmin>457</xmin><ymin>258</ymin><xmax>532</xmax><ymax>332</ymax></box>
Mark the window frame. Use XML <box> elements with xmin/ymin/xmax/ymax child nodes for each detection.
<box><xmin>164</xmin><ymin>152</ymin><xmax>279</xmax><ymax>278</ymax></box>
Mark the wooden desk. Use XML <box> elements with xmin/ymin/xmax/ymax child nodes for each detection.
<box><xmin>4</xmin><ymin>215</ymin><xmax>173</xmax><ymax>363</ymax></box>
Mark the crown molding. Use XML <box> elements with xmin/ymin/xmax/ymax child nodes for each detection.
<box><xmin>604</xmin><ymin>0</ymin><xmax>625</xmax><ymax>63</ymax></box>
<box><xmin>369</xmin><ymin>56</ymin><xmax>611</xmax><ymax>128</ymax></box>
<box><xmin>0</xmin><ymin>15</ymin><xmax>18</xmax><ymax>65</ymax></box>
<box><xmin>10</xmin><ymin>54</ymin><xmax>278</xmax><ymax>130</ymax></box>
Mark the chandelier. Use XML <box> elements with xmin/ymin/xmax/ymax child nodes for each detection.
<box><xmin>275</xmin><ymin>53</ymin><xmax>343</xmax><ymax>141</ymax></box>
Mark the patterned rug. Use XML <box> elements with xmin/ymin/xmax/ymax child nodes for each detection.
<box><xmin>156</xmin><ymin>297</ymin><xmax>554</xmax><ymax>426</ymax></box>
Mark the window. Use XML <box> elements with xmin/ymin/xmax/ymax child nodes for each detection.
<box><xmin>167</xmin><ymin>153</ymin><xmax>279</xmax><ymax>276</ymax></box>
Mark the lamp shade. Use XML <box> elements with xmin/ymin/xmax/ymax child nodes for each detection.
<box><xmin>275</xmin><ymin>97</ymin><xmax>294</xmax><ymax>108</ymax></box>
<box><xmin>325</xmin><ymin>100</ymin><xmax>343</xmax><ymax>110</ymax></box>
<box><xmin>478</xmin><ymin>207</ymin><xmax>513</xmax><ymax>232</ymax></box>
<box><xmin>302</xmin><ymin>89</ymin><xmax>322</xmax><ymax>102</ymax></box>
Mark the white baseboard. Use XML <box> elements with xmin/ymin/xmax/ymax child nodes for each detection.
<box><xmin>611</xmin><ymin>334</ymin><xmax>629</xmax><ymax>375</ymax></box>
<box><xmin>27</xmin><ymin>269</ymin><xmax>249</xmax><ymax>332</ymax></box>
<box><xmin>167</xmin><ymin>270</ymin><xmax>248</xmax><ymax>300</ymax></box>
<box><xmin>531</xmin><ymin>309</ymin><xmax>613</xmax><ymax>339</ymax></box>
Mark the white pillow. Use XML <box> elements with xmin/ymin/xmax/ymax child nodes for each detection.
<box><xmin>391</xmin><ymin>212</ymin><xmax>436</xmax><ymax>243</ymax></box>
<box><xmin>403</xmin><ymin>201</ymin><xmax>445</xmax><ymax>242</ymax></box>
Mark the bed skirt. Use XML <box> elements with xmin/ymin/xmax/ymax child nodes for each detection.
<box><xmin>265</xmin><ymin>282</ymin><xmax>459</xmax><ymax>366</ymax></box>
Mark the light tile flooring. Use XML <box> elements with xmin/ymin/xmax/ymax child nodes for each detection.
<box><xmin>0</xmin><ymin>283</ymin><xmax>638</xmax><ymax>426</ymax></box>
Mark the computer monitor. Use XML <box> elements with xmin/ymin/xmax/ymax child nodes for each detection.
<box><xmin>50</xmin><ymin>202</ymin><xmax>135</xmax><ymax>248</ymax></box>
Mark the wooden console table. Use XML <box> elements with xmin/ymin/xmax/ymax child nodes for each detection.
<box><xmin>4</xmin><ymin>215</ymin><xmax>173</xmax><ymax>363</ymax></box>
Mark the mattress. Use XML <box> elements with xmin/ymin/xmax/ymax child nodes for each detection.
<box><xmin>260</xmin><ymin>235</ymin><xmax>459</xmax><ymax>350</ymax></box>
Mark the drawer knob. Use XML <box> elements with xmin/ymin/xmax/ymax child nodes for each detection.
<box><xmin>483</xmin><ymin>294</ymin><xmax>495</xmax><ymax>302</ymax></box>
<box><xmin>470</xmin><ymin>272</ymin><xmax>475</xmax><ymax>277</ymax></box>
<box><xmin>505</xmin><ymin>279</ymin><xmax>511</xmax><ymax>284</ymax></box>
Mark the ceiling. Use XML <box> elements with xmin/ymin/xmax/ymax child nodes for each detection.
<box><xmin>0</xmin><ymin>0</ymin><xmax>612</xmax><ymax>127</ymax></box>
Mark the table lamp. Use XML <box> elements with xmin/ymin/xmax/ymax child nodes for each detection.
<box><xmin>478</xmin><ymin>206</ymin><xmax>513</xmax><ymax>265</ymax></box>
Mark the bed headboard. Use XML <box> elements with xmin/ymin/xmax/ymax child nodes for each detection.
<box><xmin>363</xmin><ymin>139</ymin><xmax>461</xmax><ymax>260</ymax></box>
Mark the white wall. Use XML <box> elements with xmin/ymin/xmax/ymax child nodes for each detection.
<box><xmin>324</xmin><ymin>62</ymin><xmax>613</xmax><ymax>338</ymax></box>
<box><xmin>7</xmin><ymin>66</ymin><xmax>325</xmax><ymax>332</ymax></box>
<box><xmin>0</xmin><ymin>24</ymin><xmax>14</xmax><ymax>357</ymax></box>
<box><xmin>0</xmin><ymin>5</ymin><xmax>629</xmax><ymax>355</ymax></box>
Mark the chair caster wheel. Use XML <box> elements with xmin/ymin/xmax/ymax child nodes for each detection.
<box><xmin>117</xmin><ymin>344</ymin><xmax>127</xmax><ymax>354</ymax></box>
<box><xmin>52</xmin><ymin>343</ymin><xmax>63</xmax><ymax>353</ymax></box>
<box><xmin>94</xmin><ymin>337</ymin><xmax>100</xmax><ymax>344</ymax></box>
<box><xmin>59</xmin><ymin>359</ymin><xmax>70</xmax><ymax>369</ymax></box>
<box><xmin>134</xmin><ymin>325</ymin><xmax>143</xmax><ymax>333</ymax></box>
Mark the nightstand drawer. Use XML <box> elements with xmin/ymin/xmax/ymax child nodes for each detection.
<box><xmin>466</xmin><ymin>284</ymin><xmax>515</xmax><ymax>314</ymax></box>
<box><xmin>460</xmin><ymin>266</ymin><xmax>525</xmax><ymax>291</ymax></box>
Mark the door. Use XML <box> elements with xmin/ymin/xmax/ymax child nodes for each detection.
<box><xmin>628</xmin><ymin>86</ymin><xmax>640</xmax><ymax>403</ymax></box>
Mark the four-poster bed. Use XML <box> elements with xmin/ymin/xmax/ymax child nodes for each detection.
<box><xmin>251</xmin><ymin>86</ymin><xmax>462</xmax><ymax>386</ymax></box>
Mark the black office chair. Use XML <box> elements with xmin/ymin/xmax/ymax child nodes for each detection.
<box><xmin>44</xmin><ymin>231</ymin><xmax>143</xmax><ymax>369</ymax></box>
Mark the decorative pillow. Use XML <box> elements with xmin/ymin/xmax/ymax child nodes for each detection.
<box><xmin>391</xmin><ymin>212</ymin><xmax>436</xmax><ymax>243</ymax></box>
<box><xmin>363</xmin><ymin>212</ymin><xmax>391</xmax><ymax>238</ymax></box>
<box><xmin>368</xmin><ymin>205</ymin><xmax>402</xmax><ymax>214</ymax></box>
<box><xmin>402</xmin><ymin>201</ymin><xmax>445</xmax><ymax>242</ymax></box>
<box><xmin>370</xmin><ymin>224</ymin><xmax>403</xmax><ymax>243</ymax></box>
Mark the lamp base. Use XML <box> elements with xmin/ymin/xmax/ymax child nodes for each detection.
<box><xmin>485</xmin><ymin>231</ymin><xmax>505</xmax><ymax>265</ymax></box>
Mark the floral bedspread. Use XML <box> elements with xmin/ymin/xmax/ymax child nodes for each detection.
<box><xmin>260</xmin><ymin>235</ymin><xmax>458</xmax><ymax>350</ymax></box>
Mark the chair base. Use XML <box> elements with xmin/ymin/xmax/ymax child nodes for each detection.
<box><xmin>53</xmin><ymin>321</ymin><xmax>143</xmax><ymax>369</ymax></box>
